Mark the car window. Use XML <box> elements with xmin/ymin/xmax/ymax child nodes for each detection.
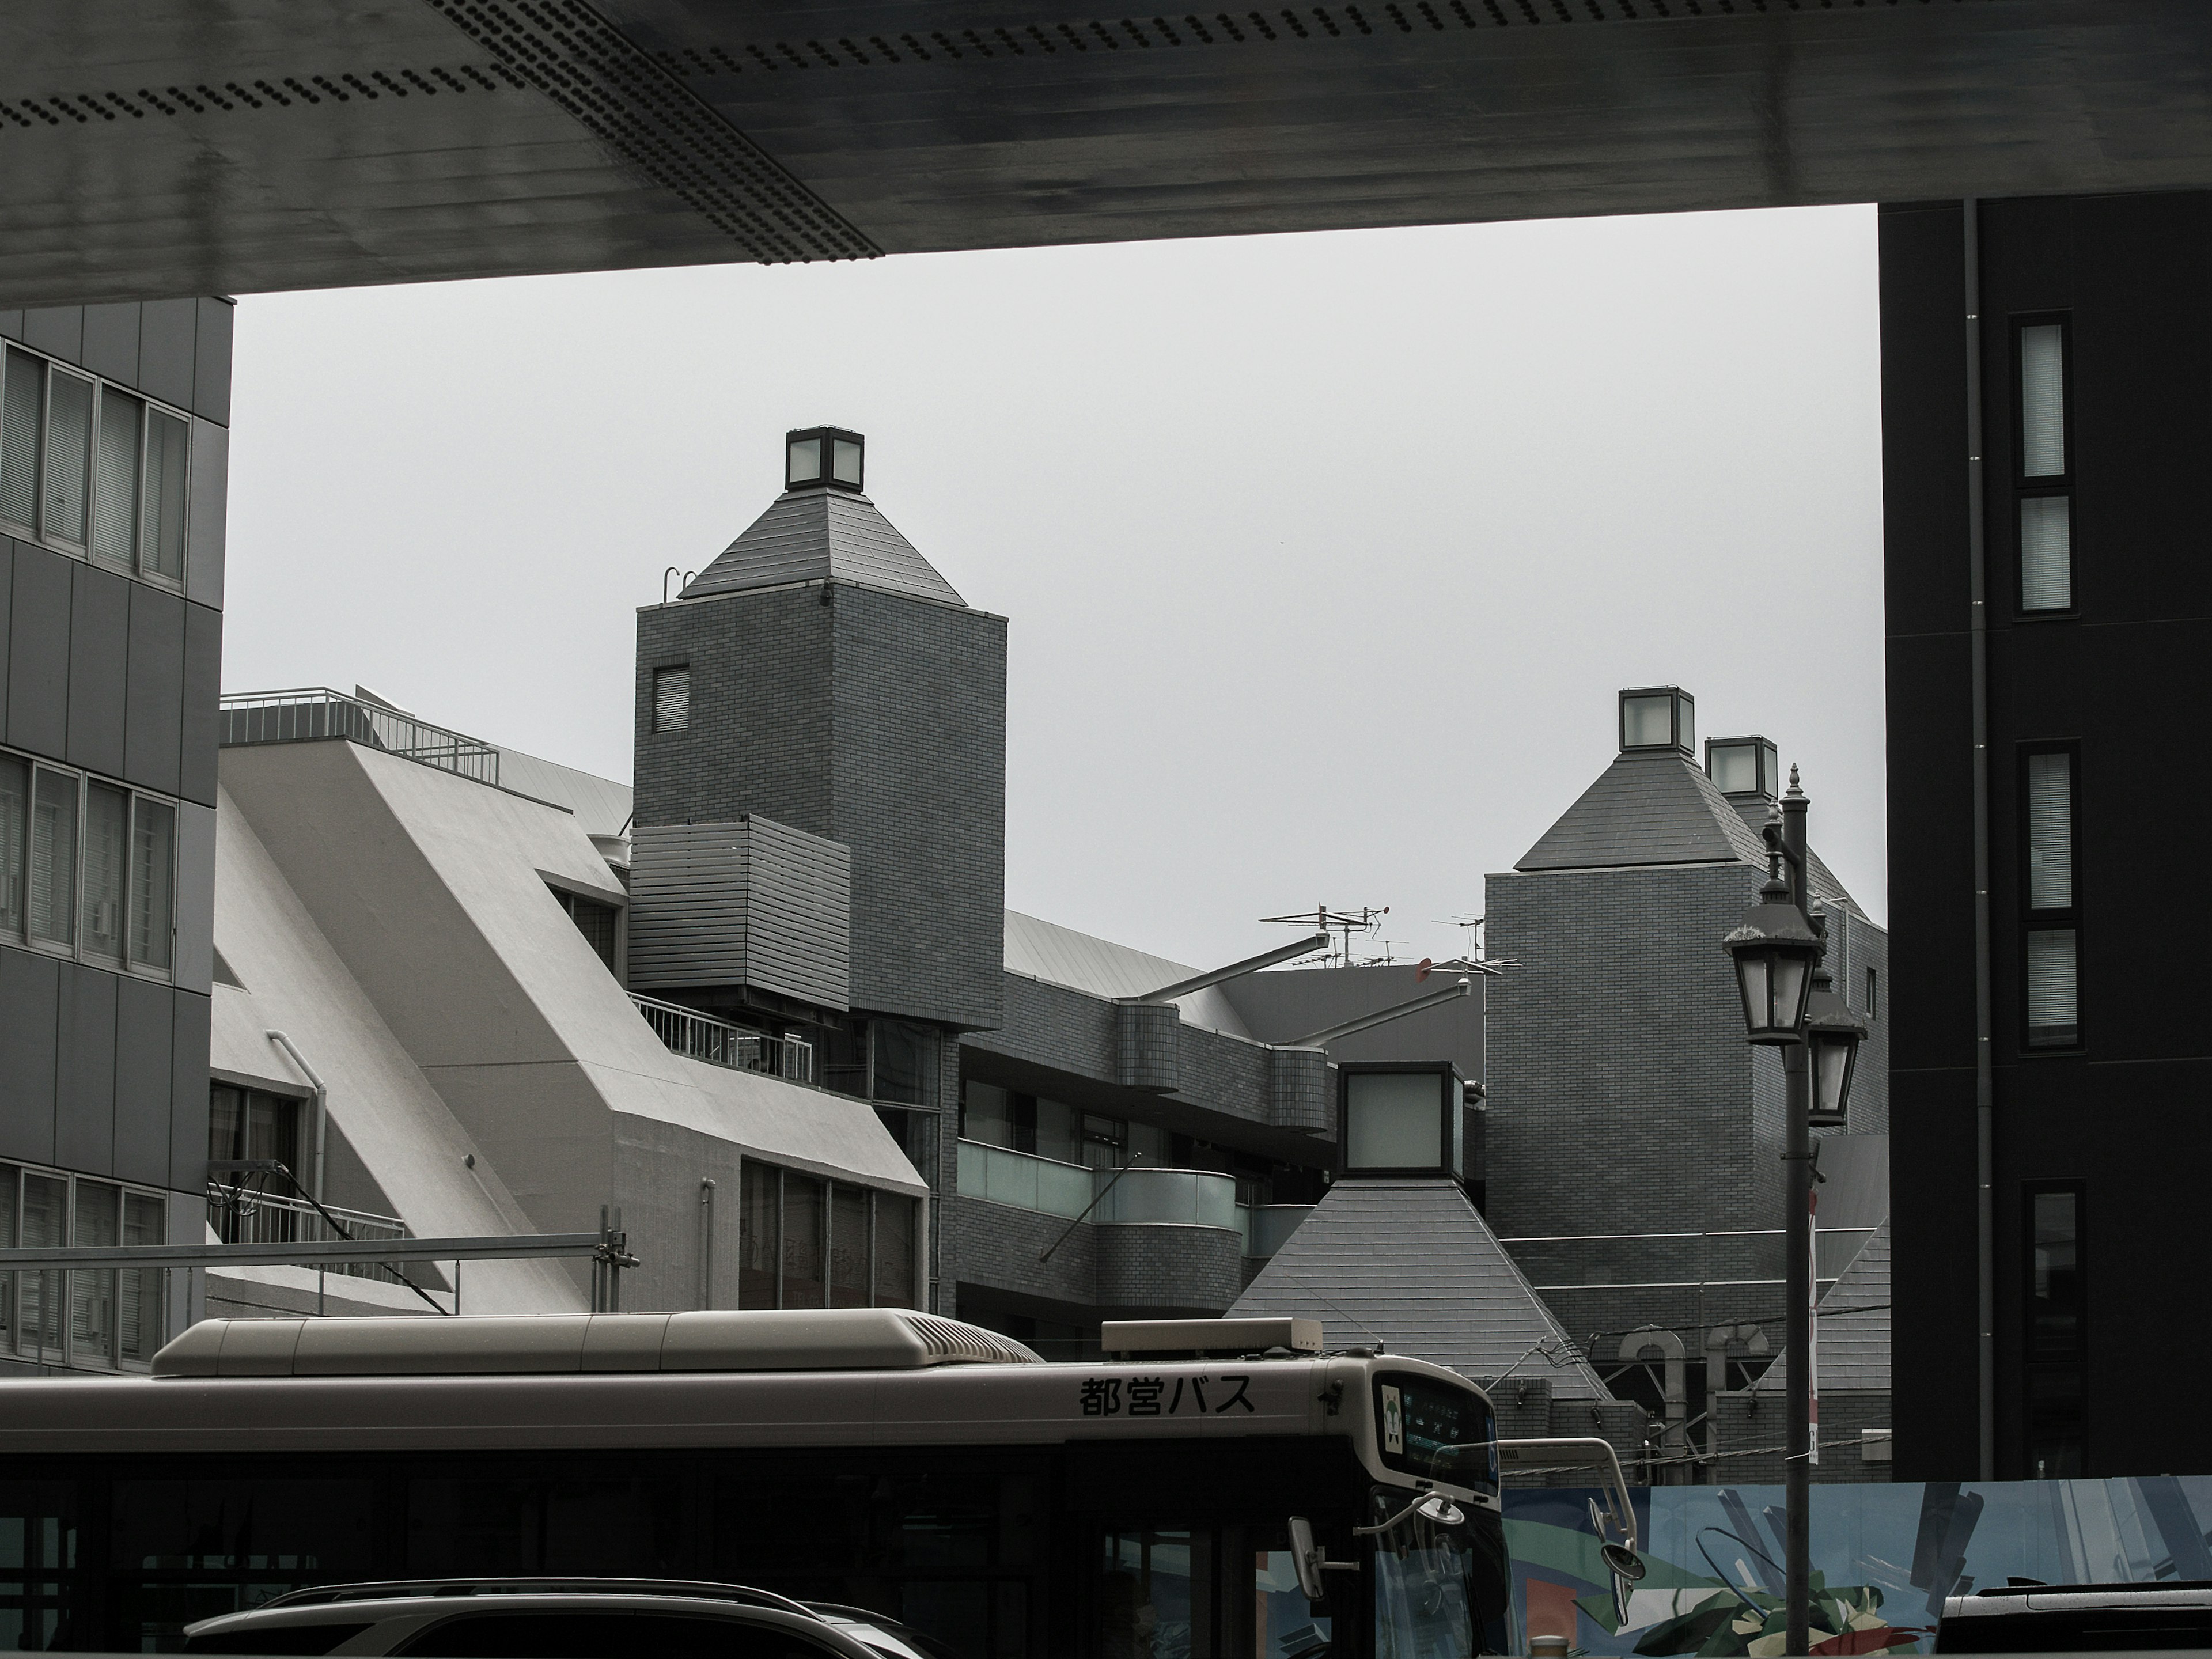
<box><xmin>183</xmin><ymin>1621</ymin><xmax>372</xmax><ymax>1654</ymax></box>
<box><xmin>398</xmin><ymin>1611</ymin><xmax>847</xmax><ymax>1659</ymax></box>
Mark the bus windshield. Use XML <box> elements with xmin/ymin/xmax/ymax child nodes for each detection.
<box><xmin>1366</xmin><ymin>1487</ymin><xmax>1513</xmax><ymax>1659</ymax></box>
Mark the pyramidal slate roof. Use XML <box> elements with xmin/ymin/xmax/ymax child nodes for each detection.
<box><xmin>1229</xmin><ymin>1179</ymin><xmax>1612</xmax><ymax>1399</ymax></box>
<box><xmin>681</xmin><ymin>488</ymin><xmax>966</xmax><ymax>607</ymax></box>
<box><xmin>1516</xmin><ymin>751</ymin><xmax>1865</xmax><ymax>913</ymax></box>
<box><xmin>1756</xmin><ymin>1219</ymin><xmax>1890</xmax><ymax>1394</ymax></box>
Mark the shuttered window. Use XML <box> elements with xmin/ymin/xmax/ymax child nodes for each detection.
<box><xmin>2</xmin><ymin>745</ymin><xmax>177</xmax><ymax>975</ymax></box>
<box><xmin>2016</xmin><ymin>317</ymin><xmax>2075</xmax><ymax>615</ymax></box>
<box><xmin>142</xmin><ymin>408</ymin><xmax>188</xmax><ymax>579</ymax></box>
<box><xmin>653</xmin><ymin>665</ymin><xmax>691</xmax><ymax>733</ymax></box>
<box><xmin>92</xmin><ymin>387</ymin><xmax>141</xmax><ymax>566</ymax></box>
<box><xmin>43</xmin><ymin>370</ymin><xmax>92</xmax><ymax>546</ymax></box>
<box><xmin>1</xmin><ymin>347</ymin><xmax>42</xmax><ymax>529</ymax></box>
<box><xmin>2022</xmin><ymin>745</ymin><xmax>2081</xmax><ymax>1049</ymax></box>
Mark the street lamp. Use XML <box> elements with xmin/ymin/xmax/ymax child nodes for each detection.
<box><xmin>1718</xmin><ymin>767</ymin><xmax>1863</xmax><ymax>1657</ymax></box>
<box><xmin>1804</xmin><ymin>965</ymin><xmax>1868</xmax><ymax>1128</ymax></box>
<box><xmin>1724</xmin><ymin>874</ymin><xmax>1823</xmax><ymax>1044</ymax></box>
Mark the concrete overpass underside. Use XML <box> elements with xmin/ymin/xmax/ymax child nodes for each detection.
<box><xmin>4</xmin><ymin>0</ymin><xmax>2212</xmax><ymax>304</ymax></box>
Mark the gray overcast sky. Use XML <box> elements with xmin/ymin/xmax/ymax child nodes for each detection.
<box><xmin>222</xmin><ymin>202</ymin><xmax>1884</xmax><ymax>970</ymax></box>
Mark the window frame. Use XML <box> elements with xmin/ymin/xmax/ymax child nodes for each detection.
<box><xmin>2011</xmin><ymin>313</ymin><xmax>2077</xmax><ymax>619</ymax></box>
<box><xmin>0</xmin><ymin>743</ymin><xmax>180</xmax><ymax>983</ymax></box>
<box><xmin>0</xmin><ymin>1156</ymin><xmax>169</xmax><ymax>1372</ymax></box>
<box><xmin>0</xmin><ymin>338</ymin><xmax>190</xmax><ymax>592</ymax></box>
<box><xmin>734</xmin><ymin>1160</ymin><xmax>918</xmax><ymax>1312</ymax></box>
<box><xmin>650</xmin><ymin>663</ymin><xmax>691</xmax><ymax>734</ymax></box>
<box><xmin>2018</xmin><ymin>741</ymin><xmax>2082</xmax><ymax>1053</ymax></box>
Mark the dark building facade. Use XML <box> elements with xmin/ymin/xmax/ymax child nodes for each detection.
<box><xmin>1883</xmin><ymin>192</ymin><xmax>2212</xmax><ymax>1480</ymax></box>
<box><xmin>0</xmin><ymin>298</ymin><xmax>231</xmax><ymax>1373</ymax></box>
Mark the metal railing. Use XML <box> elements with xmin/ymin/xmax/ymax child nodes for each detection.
<box><xmin>206</xmin><ymin>1185</ymin><xmax>410</xmax><ymax>1283</ymax></box>
<box><xmin>219</xmin><ymin>688</ymin><xmax>500</xmax><ymax>787</ymax></box>
<box><xmin>956</xmin><ymin>1140</ymin><xmax>1239</xmax><ymax>1232</ymax></box>
<box><xmin>631</xmin><ymin>994</ymin><xmax>815</xmax><ymax>1085</ymax></box>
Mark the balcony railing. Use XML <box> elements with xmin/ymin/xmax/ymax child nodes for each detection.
<box><xmin>955</xmin><ymin>1140</ymin><xmax>1240</xmax><ymax>1233</ymax></box>
<box><xmin>631</xmin><ymin>994</ymin><xmax>816</xmax><ymax>1085</ymax></box>
<box><xmin>204</xmin><ymin>1185</ymin><xmax>411</xmax><ymax>1283</ymax></box>
<box><xmin>219</xmin><ymin>688</ymin><xmax>501</xmax><ymax>787</ymax></box>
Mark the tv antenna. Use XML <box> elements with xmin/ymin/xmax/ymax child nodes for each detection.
<box><xmin>1260</xmin><ymin>904</ymin><xmax>1389</xmax><ymax>969</ymax></box>
<box><xmin>1419</xmin><ymin>912</ymin><xmax>1519</xmax><ymax>980</ymax></box>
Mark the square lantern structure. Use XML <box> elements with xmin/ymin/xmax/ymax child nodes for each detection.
<box><xmin>786</xmin><ymin>426</ymin><xmax>865</xmax><ymax>493</ymax></box>
<box><xmin>1619</xmin><ymin>686</ymin><xmax>1695</xmax><ymax>755</ymax></box>
<box><xmin>1705</xmin><ymin>736</ymin><xmax>1780</xmax><ymax>801</ymax></box>
<box><xmin>1339</xmin><ymin>1062</ymin><xmax>1465</xmax><ymax>1179</ymax></box>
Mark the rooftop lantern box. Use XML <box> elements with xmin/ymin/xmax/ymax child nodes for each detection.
<box><xmin>1337</xmin><ymin>1061</ymin><xmax>1466</xmax><ymax>1180</ymax></box>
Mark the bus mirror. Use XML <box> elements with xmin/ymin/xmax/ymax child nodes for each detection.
<box><xmin>1289</xmin><ymin>1517</ymin><xmax>1328</xmax><ymax>1603</ymax></box>
<box><xmin>1601</xmin><ymin>1542</ymin><xmax>1647</xmax><ymax>1583</ymax></box>
<box><xmin>1414</xmin><ymin>1495</ymin><xmax>1465</xmax><ymax>1529</ymax></box>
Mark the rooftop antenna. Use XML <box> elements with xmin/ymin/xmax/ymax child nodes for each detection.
<box><xmin>1419</xmin><ymin>912</ymin><xmax>1520</xmax><ymax>980</ymax></box>
<box><xmin>1259</xmin><ymin>904</ymin><xmax>1389</xmax><ymax>969</ymax></box>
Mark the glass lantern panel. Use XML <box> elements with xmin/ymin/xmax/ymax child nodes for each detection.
<box><xmin>787</xmin><ymin>437</ymin><xmax>823</xmax><ymax>484</ymax></box>
<box><xmin>1622</xmin><ymin>695</ymin><xmax>1673</xmax><ymax>749</ymax></box>
<box><xmin>832</xmin><ymin>438</ymin><xmax>862</xmax><ymax>485</ymax></box>
<box><xmin>1737</xmin><ymin>955</ymin><xmax>1771</xmax><ymax>1034</ymax></box>
<box><xmin>1813</xmin><ymin>1035</ymin><xmax>1852</xmax><ymax>1120</ymax></box>
<box><xmin>1770</xmin><ymin>955</ymin><xmax>1810</xmax><ymax>1032</ymax></box>
<box><xmin>1675</xmin><ymin>694</ymin><xmax>1694</xmax><ymax>752</ymax></box>
<box><xmin>1344</xmin><ymin>1073</ymin><xmax>1444</xmax><ymax>1169</ymax></box>
<box><xmin>1760</xmin><ymin>743</ymin><xmax>1778</xmax><ymax>796</ymax></box>
<box><xmin>1711</xmin><ymin>744</ymin><xmax>1759</xmax><ymax>795</ymax></box>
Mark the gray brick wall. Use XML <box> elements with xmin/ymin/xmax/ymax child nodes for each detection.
<box><xmin>1115</xmin><ymin>1001</ymin><xmax>1178</xmax><ymax>1091</ymax></box>
<box><xmin>1710</xmin><ymin>1389</ymin><xmax>1892</xmax><ymax>1484</ymax></box>
<box><xmin>634</xmin><ymin>581</ymin><xmax>1005</xmax><ymax>1031</ymax></box>
<box><xmin>1095</xmin><ymin>1222</ymin><xmax>1241</xmax><ymax>1311</ymax></box>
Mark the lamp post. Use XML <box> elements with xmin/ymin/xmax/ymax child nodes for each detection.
<box><xmin>1721</xmin><ymin>768</ymin><xmax>1865</xmax><ymax>1656</ymax></box>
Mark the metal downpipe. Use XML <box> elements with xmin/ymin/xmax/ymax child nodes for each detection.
<box><xmin>1964</xmin><ymin>198</ymin><xmax>1998</xmax><ymax>1483</ymax></box>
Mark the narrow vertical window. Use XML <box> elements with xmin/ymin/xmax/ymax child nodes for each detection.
<box><xmin>0</xmin><ymin>755</ymin><xmax>26</xmax><ymax>940</ymax></box>
<box><xmin>28</xmin><ymin>768</ymin><xmax>78</xmax><ymax>948</ymax></box>
<box><xmin>1865</xmin><ymin>967</ymin><xmax>1878</xmax><ymax>1019</ymax></box>
<box><xmin>830</xmin><ymin>1183</ymin><xmax>869</xmax><ymax>1307</ymax></box>
<box><xmin>0</xmin><ymin>347</ymin><xmax>43</xmax><ymax>529</ymax></box>
<box><xmin>81</xmin><ymin>783</ymin><xmax>128</xmax><ymax>961</ymax></box>
<box><xmin>653</xmin><ymin>665</ymin><xmax>691</xmax><ymax>732</ymax></box>
<box><xmin>2016</xmin><ymin>319</ymin><xmax>2074</xmax><ymax>614</ymax></box>
<box><xmin>142</xmin><ymin>408</ymin><xmax>188</xmax><ymax>581</ymax></box>
<box><xmin>92</xmin><ymin>388</ymin><xmax>142</xmax><ymax>566</ymax></box>
<box><xmin>119</xmin><ymin>1191</ymin><xmax>166</xmax><ymax>1366</ymax></box>
<box><xmin>44</xmin><ymin>370</ymin><xmax>93</xmax><ymax>546</ymax></box>
<box><xmin>70</xmin><ymin>1179</ymin><xmax>120</xmax><ymax>1368</ymax></box>
<box><xmin>16</xmin><ymin>1172</ymin><xmax>66</xmax><ymax>1361</ymax></box>
<box><xmin>0</xmin><ymin>1164</ymin><xmax>15</xmax><ymax>1354</ymax></box>
<box><xmin>2024</xmin><ymin>1182</ymin><xmax>2086</xmax><ymax>1477</ymax></box>
<box><xmin>130</xmin><ymin>797</ymin><xmax>175</xmax><ymax>971</ymax></box>
<box><xmin>2022</xmin><ymin>745</ymin><xmax>2080</xmax><ymax>1048</ymax></box>
<box><xmin>783</xmin><ymin>1172</ymin><xmax>825</xmax><ymax>1308</ymax></box>
<box><xmin>738</xmin><ymin>1162</ymin><xmax>779</xmax><ymax>1309</ymax></box>
<box><xmin>873</xmin><ymin>1192</ymin><xmax>917</xmax><ymax>1309</ymax></box>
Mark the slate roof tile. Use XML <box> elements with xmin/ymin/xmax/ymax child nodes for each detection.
<box><xmin>683</xmin><ymin>488</ymin><xmax>966</xmax><ymax>607</ymax></box>
<box><xmin>1229</xmin><ymin>1178</ymin><xmax>1612</xmax><ymax>1399</ymax></box>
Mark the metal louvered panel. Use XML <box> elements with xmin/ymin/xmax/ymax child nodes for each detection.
<box><xmin>628</xmin><ymin>816</ymin><xmax>850</xmax><ymax>1009</ymax></box>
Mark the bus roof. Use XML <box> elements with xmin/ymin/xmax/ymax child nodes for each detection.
<box><xmin>152</xmin><ymin>1309</ymin><xmax>1044</xmax><ymax>1379</ymax></box>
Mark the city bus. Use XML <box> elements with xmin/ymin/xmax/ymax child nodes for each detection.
<box><xmin>0</xmin><ymin>1310</ymin><xmax>1630</xmax><ymax>1658</ymax></box>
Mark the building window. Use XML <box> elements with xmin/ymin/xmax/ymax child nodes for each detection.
<box><xmin>2014</xmin><ymin>318</ymin><xmax>2073</xmax><ymax>614</ymax></box>
<box><xmin>550</xmin><ymin>885</ymin><xmax>619</xmax><ymax>972</ymax></box>
<box><xmin>652</xmin><ymin>665</ymin><xmax>690</xmax><ymax>733</ymax></box>
<box><xmin>209</xmin><ymin>1085</ymin><xmax>303</xmax><ymax>1175</ymax></box>
<box><xmin>734</xmin><ymin>1161</ymin><xmax>915</xmax><ymax>1311</ymax></box>
<box><xmin>2022</xmin><ymin>745</ymin><xmax>2080</xmax><ymax>1048</ymax></box>
<box><xmin>1865</xmin><ymin>967</ymin><xmax>1878</xmax><ymax>1019</ymax></box>
<box><xmin>0</xmin><ymin>343</ymin><xmax>188</xmax><ymax>586</ymax></box>
<box><xmin>0</xmin><ymin>747</ymin><xmax>178</xmax><ymax>979</ymax></box>
<box><xmin>0</xmin><ymin>1159</ymin><xmax>167</xmax><ymax>1370</ymax></box>
<box><xmin>2024</xmin><ymin>1181</ymin><xmax>2086</xmax><ymax>1477</ymax></box>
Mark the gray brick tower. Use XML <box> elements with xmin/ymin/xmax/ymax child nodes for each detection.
<box><xmin>1483</xmin><ymin>688</ymin><xmax>1887</xmax><ymax>1403</ymax></box>
<box><xmin>632</xmin><ymin>428</ymin><xmax>1006</xmax><ymax>1034</ymax></box>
